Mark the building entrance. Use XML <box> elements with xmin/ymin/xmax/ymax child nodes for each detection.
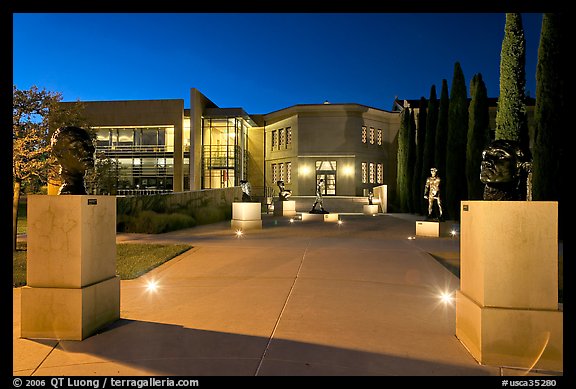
<box><xmin>316</xmin><ymin>160</ymin><xmax>337</xmax><ymax>195</ymax></box>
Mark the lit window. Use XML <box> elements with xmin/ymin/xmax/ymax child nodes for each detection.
<box><xmin>361</xmin><ymin>126</ymin><xmax>367</xmax><ymax>144</ymax></box>
<box><xmin>361</xmin><ymin>162</ymin><xmax>367</xmax><ymax>183</ymax></box>
<box><xmin>279</xmin><ymin>128</ymin><xmax>285</xmax><ymax>149</ymax></box>
<box><xmin>369</xmin><ymin>127</ymin><xmax>375</xmax><ymax>145</ymax></box>
<box><xmin>286</xmin><ymin>127</ymin><xmax>292</xmax><ymax>147</ymax></box>
<box><xmin>272</xmin><ymin>163</ymin><xmax>278</xmax><ymax>183</ymax></box>
<box><xmin>286</xmin><ymin>162</ymin><xmax>292</xmax><ymax>183</ymax></box>
<box><xmin>369</xmin><ymin>162</ymin><xmax>375</xmax><ymax>183</ymax></box>
<box><xmin>377</xmin><ymin>163</ymin><xmax>383</xmax><ymax>184</ymax></box>
<box><xmin>271</xmin><ymin>130</ymin><xmax>277</xmax><ymax>150</ymax></box>
<box><xmin>377</xmin><ymin>129</ymin><xmax>382</xmax><ymax>146</ymax></box>
<box><xmin>280</xmin><ymin>163</ymin><xmax>285</xmax><ymax>182</ymax></box>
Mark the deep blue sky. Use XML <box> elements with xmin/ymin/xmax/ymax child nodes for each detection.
<box><xmin>13</xmin><ymin>13</ymin><xmax>544</xmax><ymax>114</ymax></box>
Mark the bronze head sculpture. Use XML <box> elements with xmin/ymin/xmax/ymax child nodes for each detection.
<box><xmin>480</xmin><ymin>139</ymin><xmax>532</xmax><ymax>201</ymax></box>
<box><xmin>51</xmin><ymin>126</ymin><xmax>95</xmax><ymax>195</ymax></box>
<box><xmin>277</xmin><ymin>180</ymin><xmax>291</xmax><ymax>201</ymax></box>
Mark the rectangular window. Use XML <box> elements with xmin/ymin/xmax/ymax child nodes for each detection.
<box><xmin>377</xmin><ymin>163</ymin><xmax>383</xmax><ymax>184</ymax></box>
<box><xmin>286</xmin><ymin>162</ymin><xmax>292</xmax><ymax>183</ymax></box>
<box><xmin>279</xmin><ymin>163</ymin><xmax>285</xmax><ymax>182</ymax></box>
<box><xmin>286</xmin><ymin>127</ymin><xmax>292</xmax><ymax>147</ymax></box>
<box><xmin>369</xmin><ymin>162</ymin><xmax>375</xmax><ymax>183</ymax></box>
<box><xmin>361</xmin><ymin>126</ymin><xmax>367</xmax><ymax>144</ymax></box>
<box><xmin>272</xmin><ymin>163</ymin><xmax>278</xmax><ymax>183</ymax></box>
<box><xmin>377</xmin><ymin>129</ymin><xmax>382</xmax><ymax>146</ymax></box>
<box><xmin>361</xmin><ymin>162</ymin><xmax>367</xmax><ymax>183</ymax></box>
<box><xmin>369</xmin><ymin>127</ymin><xmax>375</xmax><ymax>145</ymax></box>
<box><xmin>271</xmin><ymin>130</ymin><xmax>277</xmax><ymax>150</ymax></box>
<box><xmin>279</xmin><ymin>128</ymin><xmax>285</xmax><ymax>149</ymax></box>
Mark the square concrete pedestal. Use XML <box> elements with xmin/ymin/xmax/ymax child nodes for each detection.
<box><xmin>273</xmin><ymin>200</ymin><xmax>296</xmax><ymax>217</ymax></box>
<box><xmin>415</xmin><ymin>220</ymin><xmax>450</xmax><ymax>237</ymax></box>
<box><xmin>21</xmin><ymin>195</ymin><xmax>120</xmax><ymax>340</ymax></box>
<box><xmin>455</xmin><ymin>201</ymin><xmax>562</xmax><ymax>371</ymax></box>
<box><xmin>301</xmin><ymin>213</ymin><xmax>339</xmax><ymax>222</ymax></box>
<box><xmin>231</xmin><ymin>202</ymin><xmax>262</xmax><ymax>230</ymax></box>
<box><xmin>363</xmin><ymin>204</ymin><xmax>379</xmax><ymax>216</ymax></box>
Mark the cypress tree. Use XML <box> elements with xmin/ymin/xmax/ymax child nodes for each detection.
<box><xmin>445</xmin><ymin>61</ymin><xmax>468</xmax><ymax>221</ymax></box>
<box><xmin>412</xmin><ymin>97</ymin><xmax>427</xmax><ymax>214</ymax></box>
<box><xmin>495</xmin><ymin>13</ymin><xmax>529</xmax><ymax>150</ymax></box>
<box><xmin>434</xmin><ymin>79</ymin><xmax>449</xmax><ymax>215</ymax></box>
<box><xmin>406</xmin><ymin>109</ymin><xmax>417</xmax><ymax>213</ymax></box>
<box><xmin>466</xmin><ymin>73</ymin><xmax>491</xmax><ymax>200</ymax></box>
<box><xmin>421</xmin><ymin>85</ymin><xmax>438</xmax><ymax>207</ymax></box>
<box><xmin>396</xmin><ymin>107</ymin><xmax>411</xmax><ymax>212</ymax></box>
<box><xmin>532</xmin><ymin>13</ymin><xmax>565</xmax><ymax>237</ymax></box>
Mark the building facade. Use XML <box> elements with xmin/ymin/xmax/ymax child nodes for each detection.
<box><xmin>73</xmin><ymin>88</ymin><xmax>402</xmax><ymax>199</ymax></box>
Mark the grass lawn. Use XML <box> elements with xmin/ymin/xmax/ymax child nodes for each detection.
<box><xmin>13</xmin><ymin>242</ymin><xmax>192</xmax><ymax>287</ymax></box>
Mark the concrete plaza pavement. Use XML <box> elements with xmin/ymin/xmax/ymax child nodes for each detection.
<box><xmin>13</xmin><ymin>212</ymin><xmax>561</xmax><ymax>377</ymax></box>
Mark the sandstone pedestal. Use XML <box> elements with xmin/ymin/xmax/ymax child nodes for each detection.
<box><xmin>455</xmin><ymin>201</ymin><xmax>562</xmax><ymax>371</ymax></box>
<box><xmin>415</xmin><ymin>220</ymin><xmax>450</xmax><ymax>237</ymax></box>
<box><xmin>363</xmin><ymin>204</ymin><xmax>379</xmax><ymax>216</ymax></box>
<box><xmin>231</xmin><ymin>202</ymin><xmax>262</xmax><ymax>230</ymax></box>
<box><xmin>21</xmin><ymin>195</ymin><xmax>120</xmax><ymax>341</ymax></box>
<box><xmin>372</xmin><ymin>185</ymin><xmax>387</xmax><ymax>213</ymax></box>
<box><xmin>301</xmin><ymin>213</ymin><xmax>339</xmax><ymax>222</ymax></box>
<box><xmin>273</xmin><ymin>200</ymin><xmax>296</xmax><ymax>217</ymax></box>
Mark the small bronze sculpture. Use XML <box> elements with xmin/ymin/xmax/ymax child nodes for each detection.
<box><xmin>240</xmin><ymin>179</ymin><xmax>252</xmax><ymax>202</ymax></box>
<box><xmin>480</xmin><ymin>139</ymin><xmax>532</xmax><ymax>201</ymax></box>
<box><xmin>51</xmin><ymin>126</ymin><xmax>95</xmax><ymax>195</ymax></box>
<box><xmin>277</xmin><ymin>180</ymin><xmax>292</xmax><ymax>201</ymax></box>
<box><xmin>368</xmin><ymin>191</ymin><xmax>374</xmax><ymax>205</ymax></box>
<box><xmin>310</xmin><ymin>178</ymin><xmax>328</xmax><ymax>214</ymax></box>
<box><xmin>424</xmin><ymin>167</ymin><xmax>443</xmax><ymax>220</ymax></box>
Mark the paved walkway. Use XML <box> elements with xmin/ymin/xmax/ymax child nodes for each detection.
<box><xmin>12</xmin><ymin>213</ymin><xmax>561</xmax><ymax>377</ymax></box>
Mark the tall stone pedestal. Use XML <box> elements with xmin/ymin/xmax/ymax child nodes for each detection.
<box><xmin>21</xmin><ymin>195</ymin><xmax>120</xmax><ymax>341</ymax></box>
<box><xmin>273</xmin><ymin>200</ymin><xmax>296</xmax><ymax>217</ymax></box>
<box><xmin>231</xmin><ymin>202</ymin><xmax>262</xmax><ymax>230</ymax></box>
<box><xmin>455</xmin><ymin>201</ymin><xmax>562</xmax><ymax>371</ymax></box>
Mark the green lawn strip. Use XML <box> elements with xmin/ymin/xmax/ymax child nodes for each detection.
<box><xmin>116</xmin><ymin>243</ymin><xmax>192</xmax><ymax>279</ymax></box>
<box><xmin>12</xmin><ymin>242</ymin><xmax>192</xmax><ymax>287</ymax></box>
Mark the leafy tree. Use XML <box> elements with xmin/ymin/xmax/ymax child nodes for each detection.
<box><xmin>12</xmin><ymin>85</ymin><xmax>89</xmax><ymax>251</ymax></box>
<box><xmin>396</xmin><ymin>107</ymin><xmax>411</xmax><ymax>212</ymax></box>
<box><xmin>412</xmin><ymin>97</ymin><xmax>427</xmax><ymax>214</ymax></box>
<box><xmin>421</xmin><ymin>85</ymin><xmax>438</xmax><ymax>206</ymax></box>
<box><xmin>532</xmin><ymin>13</ymin><xmax>565</xmax><ymax>237</ymax></box>
<box><xmin>495</xmin><ymin>13</ymin><xmax>529</xmax><ymax>150</ymax></box>
<box><xmin>434</xmin><ymin>79</ymin><xmax>449</xmax><ymax>211</ymax></box>
<box><xmin>466</xmin><ymin>73</ymin><xmax>491</xmax><ymax>200</ymax></box>
<box><xmin>85</xmin><ymin>152</ymin><xmax>120</xmax><ymax>195</ymax></box>
<box><xmin>445</xmin><ymin>62</ymin><xmax>468</xmax><ymax>221</ymax></box>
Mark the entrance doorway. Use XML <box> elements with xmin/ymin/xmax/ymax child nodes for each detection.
<box><xmin>316</xmin><ymin>160</ymin><xmax>336</xmax><ymax>195</ymax></box>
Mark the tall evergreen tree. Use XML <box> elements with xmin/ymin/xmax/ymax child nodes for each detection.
<box><xmin>412</xmin><ymin>97</ymin><xmax>427</xmax><ymax>214</ymax></box>
<box><xmin>406</xmin><ymin>109</ymin><xmax>417</xmax><ymax>213</ymax></box>
<box><xmin>495</xmin><ymin>13</ymin><xmax>529</xmax><ymax>150</ymax></box>
<box><xmin>396</xmin><ymin>107</ymin><xmax>412</xmax><ymax>212</ymax></box>
<box><xmin>421</xmin><ymin>85</ymin><xmax>438</xmax><ymax>206</ymax></box>
<box><xmin>434</xmin><ymin>79</ymin><xmax>449</xmax><ymax>213</ymax></box>
<box><xmin>466</xmin><ymin>73</ymin><xmax>491</xmax><ymax>200</ymax></box>
<box><xmin>445</xmin><ymin>62</ymin><xmax>468</xmax><ymax>221</ymax></box>
<box><xmin>532</xmin><ymin>13</ymin><xmax>565</xmax><ymax>237</ymax></box>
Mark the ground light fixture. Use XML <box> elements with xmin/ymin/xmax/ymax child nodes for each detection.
<box><xmin>235</xmin><ymin>229</ymin><xmax>244</xmax><ymax>238</ymax></box>
<box><xmin>146</xmin><ymin>279</ymin><xmax>160</xmax><ymax>293</ymax></box>
<box><xmin>439</xmin><ymin>290</ymin><xmax>455</xmax><ymax>305</ymax></box>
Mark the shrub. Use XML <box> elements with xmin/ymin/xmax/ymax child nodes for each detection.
<box><xmin>117</xmin><ymin>210</ymin><xmax>196</xmax><ymax>234</ymax></box>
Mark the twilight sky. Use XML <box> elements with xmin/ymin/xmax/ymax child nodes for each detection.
<box><xmin>13</xmin><ymin>12</ymin><xmax>544</xmax><ymax>114</ymax></box>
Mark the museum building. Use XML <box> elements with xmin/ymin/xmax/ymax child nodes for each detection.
<box><xmin>71</xmin><ymin>88</ymin><xmax>401</xmax><ymax>199</ymax></box>
<box><xmin>69</xmin><ymin>87</ymin><xmax>534</xmax><ymax>201</ymax></box>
